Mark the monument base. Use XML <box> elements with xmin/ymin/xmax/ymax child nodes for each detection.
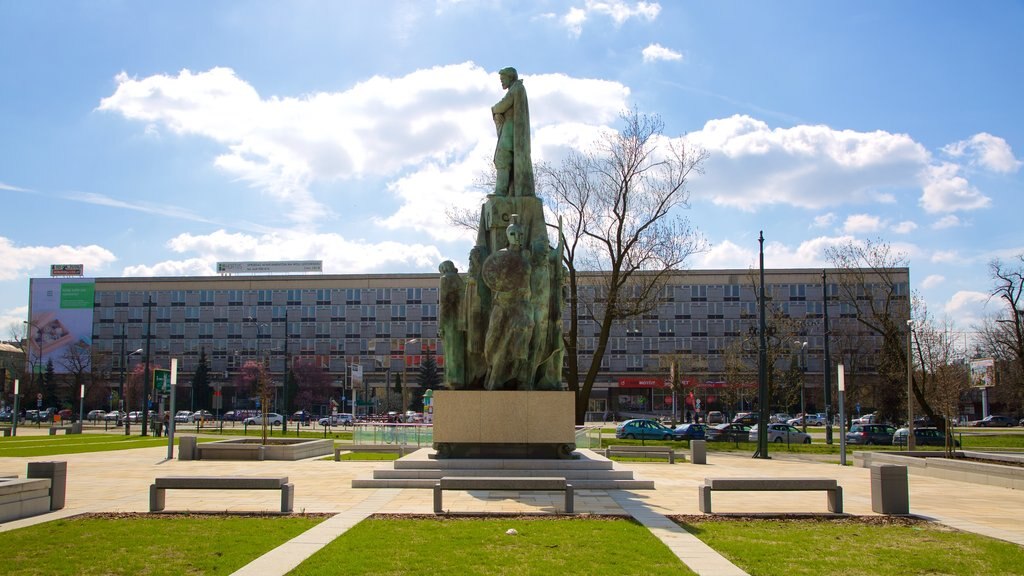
<box><xmin>432</xmin><ymin>390</ymin><xmax>575</xmax><ymax>459</ymax></box>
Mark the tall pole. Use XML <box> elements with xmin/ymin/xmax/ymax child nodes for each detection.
<box><xmin>822</xmin><ymin>270</ymin><xmax>833</xmax><ymax>444</ymax></box>
<box><xmin>795</xmin><ymin>341</ymin><xmax>808</xmax><ymax>433</ymax></box>
<box><xmin>838</xmin><ymin>363</ymin><xmax>847</xmax><ymax>466</ymax></box>
<box><xmin>906</xmin><ymin>319</ymin><xmax>916</xmax><ymax>450</ymax></box>
<box><xmin>120</xmin><ymin>324</ymin><xmax>129</xmax><ymax>435</ymax></box>
<box><xmin>11</xmin><ymin>379</ymin><xmax>18</xmax><ymax>437</ymax></box>
<box><xmin>754</xmin><ymin>231</ymin><xmax>770</xmax><ymax>459</ymax></box>
<box><xmin>141</xmin><ymin>295</ymin><xmax>152</xmax><ymax>437</ymax></box>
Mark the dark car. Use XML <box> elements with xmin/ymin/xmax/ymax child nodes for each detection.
<box><xmin>846</xmin><ymin>424</ymin><xmax>897</xmax><ymax>445</ymax></box>
<box><xmin>705</xmin><ymin>422</ymin><xmax>752</xmax><ymax>442</ymax></box>
<box><xmin>893</xmin><ymin>427</ymin><xmax>960</xmax><ymax>448</ymax></box>
<box><xmin>615</xmin><ymin>418</ymin><xmax>676</xmax><ymax>440</ymax></box>
<box><xmin>672</xmin><ymin>423</ymin><xmax>707</xmax><ymax>440</ymax></box>
<box><xmin>970</xmin><ymin>415</ymin><xmax>1016</xmax><ymax>427</ymax></box>
<box><xmin>731</xmin><ymin>412</ymin><xmax>758</xmax><ymax>426</ymax></box>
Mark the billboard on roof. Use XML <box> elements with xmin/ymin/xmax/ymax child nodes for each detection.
<box><xmin>27</xmin><ymin>278</ymin><xmax>95</xmax><ymax>374</ymax></box>
<box><xmin>216</xmin><ymin>261</ymin><xmax>323</xmax><ymax>274</ymax></box>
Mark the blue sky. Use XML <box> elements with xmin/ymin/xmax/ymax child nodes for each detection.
<box><xmin>2</xmin><ymin>0</ymin><xmax>1022</xmax><ymax>337</ymax></box>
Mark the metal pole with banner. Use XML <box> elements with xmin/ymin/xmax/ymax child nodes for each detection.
<box><xmin>167</xmin><ymin>359</ymin><xmax>177</xmax><ymax>460</ymax></box>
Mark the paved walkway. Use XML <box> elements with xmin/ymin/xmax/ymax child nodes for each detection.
<box><xmin>2</xmin><ymin>429</ymin><xmax>1023</xmax><ymax>575</ymax></box>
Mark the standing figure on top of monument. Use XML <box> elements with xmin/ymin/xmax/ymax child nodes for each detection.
<box><xmin>438</xmin><ymin>260</ymin><xmax>466</xmax><ymax>389</ymax></box>
<box><xmin>482</xmin><ymin>216</ymin><xmax>534</xmax><ymax>390</ymax></box>
<box><xmin>491</xmin><ymin>67</ymin><xmax>535</xmax><ymax>198</ymax></box>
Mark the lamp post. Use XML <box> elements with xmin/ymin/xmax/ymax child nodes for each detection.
<box><xmin>141</xmin><ymin>295</ymin><xmax>153</xmax><ymax>437</ymax></box>
<box><xmin>402</xmin><ymin>338</ymin><xmax>419</xmax><ymax>414</ymax></box>
<box><xmin>822</xmin><ymin>270</ymin><xmax>834</xmax><ymax>445</ymax></box>
<box><xmin>11</xmin><ymin>379</ymin><xmax>18</xmax><ymax>437</ymax></box>
<box><xmin>838</xmin><ymin>363</ymin><xmax>847</xmax><ymax>466</ymax></box>
<box><xmin>119</xmin><ymin>323</ymin><xmax>143</xmax><ymax>435</ymax></box>
<box><xmin>794</xmin><ymin>341</ymin><xmax>808</xmax><ymax>433</ymax></box>
<box><xmin>78</xmin><ymin>384</ymin><xmax>85</xmax><ymax>424</ymax></box>
<box><xmin>247</xmin><ymin>317</ymin><xmax>270</xmax><ymax>441</ymax></box>
<box><xmin>906</xmin><ymin>319</ymin><xmax>915</xmax><ymax>451</ymax></box>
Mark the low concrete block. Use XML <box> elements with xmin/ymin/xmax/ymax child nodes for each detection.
<box><xmin>871</xmin><ymin>464</ymin><xmax>909</xmax><ymax>514</ymax></box>
<box><xmin>178</xmin><ymin>436</ymin><xmax>197</xmax><ymax>461</ymax></box>
<box><xmin>691</xmin><ymin>440</ymin><xmax>707</xmax><ymax>465</ymax></box>
<box><xmin>27</xmin><ymin>461</ymin><xmax>67</xmax><ymax>510</ymax></box>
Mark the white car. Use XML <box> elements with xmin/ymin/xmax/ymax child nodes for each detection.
<box><xmin>749</xmin><ymin>423</ymin><xmax>812</xmax><ymax>444</ymax></box>
<box><xmin>788</xmin><ymin>413</ymin><xmax>825</xmax><ymax>426</ymax></box>
<box><xmin>318</xmin><ymin>413</ymin><xmax>354</xmax><ymax>427</ymax></box>
<box><xmin>243</xmin><ymin>412</ymin><xmax>283</xmax><ymax>426</ymax></box>
<box><xmin>173</xmin><ymin>410</ymin><xmax>192</xmax><ymax>423</ymax></box>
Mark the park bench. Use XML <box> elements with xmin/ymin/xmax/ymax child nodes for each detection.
<box><xmin>698</xmin><ymin>477</ymin><xmax>843</xmax><ymax>514</ymax></box>
<box><xmin>333</xmin><ymin>444</ymin><xmax>415</xmax><ymax>461</ymax></box>
<box><xmin>434</xmin><ymin>476</ymin><xmax>573</xmax><ymax>514</ymax></box>
<box><xmin>602</xmin><ymin>445</ymin><xmax>676</xmax><ymax>463</ymax></box>
<box><xmin>48</xmin><ymin>426</ymin><xmax>72</xmax><ymax>435</ymax></box>
<box><xmin>195</xmin><ymin>442</ymin><xmax>264</xmax><ymax>461</ymax></box>
<box><xmin>149</xmin><ymin>476</ymin><xmax>293</xmax><ymax>513</ymax></box>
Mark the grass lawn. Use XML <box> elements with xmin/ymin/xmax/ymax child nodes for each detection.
<box><xmin>676</xmin><ymin>516</ymin><xmax>1024</xmax><ymax>576</ymax></box>
<box><xmin>0</xmin><ymin>514</ymin><xmax>326</xmax><ymax>576</ymax></box>
<box><xmin>291</xmin><ymin>516</ymin><xmax>693</xmax><ymax>576</ymax></box>
<box><xmin>332</xmin><ymin>451</ymin><xmax>400</xmax><ymax>461</ymax></box>
<box><xmin>0</xmin><ymin>434</ymin><xmax>179</xmax><ymax>457</ymax></box>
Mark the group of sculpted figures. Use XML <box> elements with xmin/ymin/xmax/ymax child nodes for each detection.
<box><xmin>438</xmin><ymin>67</ymin><xmax>566</xmax><ymax>391</ymax></box>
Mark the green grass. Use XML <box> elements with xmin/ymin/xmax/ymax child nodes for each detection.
<box><xmin>328</xmin><ymin>451</ymin><xmax>400</xmax><ymax>461</ymax></box>
<box><xmin>678</xmin><ymin>517</ymin><xmax>1024</xmax><ymax>576</ymax></box>
<box><xmin>0</xmin><ymin>514</ymin><xmax>325</xmax><ymax>576</ymax></box>
<box><xmin>0</xmin><ymin>434</ymin><xmax>179</xmax><ymax>457</ymax></box>
<box><xmin>290</xmin><ymin>516</ymin><xmax>694</xmax><ymax>575</ymax></box>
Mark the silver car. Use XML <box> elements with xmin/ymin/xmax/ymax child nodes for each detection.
<box><xmin>749</xmin><ymin>423</ymin><xmax>812</xmax><ymax>444</ymax></box>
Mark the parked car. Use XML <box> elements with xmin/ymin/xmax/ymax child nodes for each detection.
<box><xmin>672</xmin><ymin>423</ymin><xmax>707</xmax><ymax>440</ymax></box>
<box><xmin>846</xmin><ymin>424</ymin><xmax>897</xmax><ymax>445</ymax></box>
<box><xmin>191</xmin><ymin>410</ymin><xmax>214</xmax><ymax>422</ymax></box>
<box><xmin>788</xmin><ymin>413</ymin><xmax>825</xmax><ymax>427</ymax></box>
<box><xmin>770</xmin><ymin>413</ymin><xmax>792</xmax><ymax>424</ymax></box>
<box><xmin>852</xmin><ymin>412</ymin><xmax>878</xmax><ymax>425</ymax></box>
<box><xmin>969</xmin><ymin>415</ymin><xmax>1016</xmax><ymax>427</ymax></box>
<box><xmin>318</xmin><ymin>413</ymin><xmax>354</xmax><ymax>427</ymax></box>
<box><xmin>731</xmin><ymin>412</ymin><xmax>758</xmax><ymax>425</ymax></box>
<box><xmin>705</xmin><ymin>423</ymin><xmax>752</xmax><ymax>442</ymax></box>
<box><xmin>173</xmin><ymin>410</ymin><xmax>192</xmax><ymax>423</ymax></box>
<box><xmin>57</xmin><ymin>408</ymin><xmax>73</xmax><ymax>421</ymax></box>
<box><xmin>243</xmin><ymin>412</ymin><xmax>283</xmax><ymax>426</ymax></box>
<box><xmin>104</xmin><ymin>410</ymin><xmax>124</xmax><ymax>422</ymax></box>
<box><xmin>291</xmin><ymin>410</ymin><xmax>314</xmax><ymax>423</ymax></box>
<box><xmin>749</xmin><ymin>423</ymin><xmax>812</xmax><ymax>444</ymax></box>
<box><xmin>1020</xmin><ymin>417</ymin><xmax>1024</xmax><ymax>427</ymax></box>
<box><xmin>615</xmin><ymin>418</ymin><xmax>676</xmax><ymax>440</ymax></box>
<box><xmin>705</xmin><ymin>411</ymin><xmax>726</xmax><ymax>424</ymax></box>
<box><xmin>86</xmin><ymin>409</ymin><xmax>106</xmax><ymax>421</ymax></box>
<box><xmin>892</xmin><ymin>427</ymin><xmax>960</xmax><ymax>448</ymax></box>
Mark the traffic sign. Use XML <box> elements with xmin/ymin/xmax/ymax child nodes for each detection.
<box><xmin>153</xmin><ymin>369</ymin><xmax>171</xmax><ymax>394</ymax></box>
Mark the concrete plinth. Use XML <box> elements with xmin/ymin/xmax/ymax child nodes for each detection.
<box><xmin>871</xmin><ymin>464</ymin><xmax>909</xmax><ymax>514</ymax></box>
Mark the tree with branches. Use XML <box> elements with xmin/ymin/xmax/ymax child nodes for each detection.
<box><xmin>191</xmin><ymin>348</ymin><xmax>212</xmax><ymax>411</ymax></box>
<box><xmin>537</xmin><ymin>109</ymin><xmax>708</xmax><ymax>423</ymax></box>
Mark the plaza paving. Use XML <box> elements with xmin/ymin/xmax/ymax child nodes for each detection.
<box><xmin>1</xmin><ymin>427</ymin><xmax>1022</xmax><ymax>575</ymax></box>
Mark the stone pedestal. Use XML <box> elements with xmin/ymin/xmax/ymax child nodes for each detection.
<box><xmin>432</xmin><ymin>390</ymin><xmax>575</xmax><ymax>459</ymax></box>
<box><xmin>178</xmin><ymin>436</ymin><xmax>197</xmax><ymax>461</ymax></box>
<box><xmin>691</xmin><ymin>440</ymin><xmax>707</xmax><ymax>465</ymax></box>
<box><xmin>871</xmin><ymin>464</ymin><xmax>909</xmax><ymax>514</ymax></box>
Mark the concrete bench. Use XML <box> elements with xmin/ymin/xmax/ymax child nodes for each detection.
<box><xmin>48</xmin><ymin>427</ymin><xmax>72</xmax><ymax>435</ymax></box>
<box><xmin>603</xmin><ymin>445</ymin><xmax>675</xmax><ymax>463</ymax></box>
<box><xmin>0</xmin><ymin>478</ymin><xmax>52</xmax><ymax>522</ymax></box>
<box><xmin>195</xmin><ymin>442</ymin><xmax>265</xmax><ymax>461</ymax></box>
<box><xmin>149</xmin><ymin>476</ymin><xmax>293</xmax><ymax>513</ymax></box>
<box><xmin>699</xmin><ymin>477</ymin><xmax>843</xmax><ymax>514</ymax></box>
<box><xmin>333</xmin><ymin>444</ymin><xmax>415</xmax><ymax>461</ymax></box>
<box><xmin>434</xmin><ymin>476</ymin><xmax>573</xmax><ymax>514</ymax></box>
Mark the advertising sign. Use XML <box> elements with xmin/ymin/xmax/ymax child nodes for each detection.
<box><xmin>154</xmin><ymin>369</ymin><xmax>171</xmax><ymax>394</ymax></box>
<box><xmin>970</xmin><ymin>358</ymin><xmax>996</xmax><ymax>388</ymax></box>
<box><xmin>50</xmin><ymin>264</ymin><xmax>84</xmax><ymax>276</ymax></box>
<box><xmin>216</xmin><ymin>260</ymin><xmax>323</xmax><ymax>274</ymax></box>
<box><xmin>617</xmin><ymin>377</ymin><xmax>666</xmax><ymax>388</ymax></box>
<box><xmin>27</xmin><ymin>278</ymin><xmax>96</xmax><ymax>374</ymax></box>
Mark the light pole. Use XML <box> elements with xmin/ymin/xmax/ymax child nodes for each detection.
<box><xmin>794</xmin><ymin>341</ymin><xmax>808</xmax><ymax>433</ymax></box>
<box><xmin>141</xmin><ymin>295</ymin><xmax>153</xmax><ymax>437</ymax></box>
<box><xmin>246</xmin><ymin>317</ymin><xmax>270</xmax><ymax>441</ymax></box>
<box><xmin>838</xmin><ymin>363</ymin><xmax>847</xmax><ymax>466</ymax></box>
<box><xmin>906</xmin><ymin>319</ymin><xmax>915</xmax><ymax>451</ymax></box>
<box><xmin>11</xmin><ymin>379</ymin><xmax>19</xmax><ymax>437</ymax></box>
<box><xmin>119</xmin><ymin>323</ymin><xmax>143</xmax><ymax>435</ymax></box>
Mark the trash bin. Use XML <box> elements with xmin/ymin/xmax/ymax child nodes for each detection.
<box><xmin>691</xmin><ymin>440</ymin><xmax>707</xmax><ymax>465</ymax></box>
<box><xmin>27</xmin><ymin>461</ymin><xmax>67</xmax><ymax>510</ymax></box>
<box><xmin>871</xmin><ymin>464</ymin><xmax>908</xmax><ymax>514</ymax></box>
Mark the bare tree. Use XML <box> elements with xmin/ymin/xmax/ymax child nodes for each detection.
<box><xmin>911</xmin><ymin>298</ymin><xmax>970</xmax><ymax>455</ymax></box>
<box><xmin>978</xmin><ymin>256</ymin><xmax>1024</xmax><ymax>410</ymax></box>
<box><xmin>538</xmin><ymin>109</ymin><xmax>709</xmax><ymax>423</ymax></box>
<box><xmin>60</xmin><ymin>341</ymin><xmax>92</xmax><ymax>418</ymax></box>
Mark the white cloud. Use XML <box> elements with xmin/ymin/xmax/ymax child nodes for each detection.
<box><xmin>931</xmin><ymin>215</ymin><xmax>962</xmax><ymax>230</ymax></box>
<box><xmin>561</xmin><ymin>1</ymin><xmax>661</xmax><ymax>37</ymax></box>
<box><xmin>0</xmin><ymin>182</ymin><xmax>32</xmax><ymax>192</ymax></box>
<box><xmin>919</xmin><ymin>163</ymin><xmax>991</xmax><ymax>213</ymax></box>
<box><xmin>890</xmin><ymin>220</ymin><xmax>917</xmax><ymax>234</ymax></box>
<box><xmin>685</xmin><ymin>115</ymin><xmax>928</xmax><ymax>211</ymax></box>
<box><xmin>642</xmin><ymin>43</ymin><xmax>682</xmax><ymax>63</ymax></box>
<box><xmin>843</xmin><ymin>214</ymin><xmax>883</xmax><ymax>234</ymax></box>
<box><xmin>698</xmin><ymin>234</ymin><xmax>852</xmax><ymax>269</ymax></box>
<box><xmin>931</xmin><ymin>250</ymin><xmax>960</xmax><ymax>264</ymax></box>
<box><xmin>0</xmin><ymin>237</ymin><xmax>117</xmax><ymax>281</ymax></box>
<box><xmin>943</xmin><ymin>290</ymin><xmax>990</xmax><ymax>326</ymax></box>
<box><xmin>920</xmin><ymin>274</ymin><xmax>945</xmax><ymax>289</ymax></box>
<box><xmin>942</xmin><ymin>133</ymin><xmax>1022</xmax><ymax>173</ymax></box>
<box><xmin>811</xmin><ymin>213</ymin><xmax>836</xmax><ymax>228</ymax></box>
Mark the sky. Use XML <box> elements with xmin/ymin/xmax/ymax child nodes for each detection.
<box><xmin>1</xmin><ymin>0</ymin><xmax>1022</xmax><ymax>339</ymax></box>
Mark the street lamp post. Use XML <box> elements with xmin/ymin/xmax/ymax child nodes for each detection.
<box><xmin>141</xmin><ymin>296</ymin><xmax>153</xmax><ymax>437</ymax></box>
<box><xmin>794</xmin><ymin>341</ymin><xmax>808</xmax><ymax>433</ymax></box>
<box><xmin>11</xmin><ymin>379</ymin><xmax>19</xmax><ymax>437</ymax></box>
<box><xmin>78</xmin><ymin>384</ymin><xmax>85</xmax><ymax>425</ymax></box>
<box><xmin>838</xmin><ymin>363</ymin><xmax>847</xmax><ymax>466</ymax></box>
<box><xmin>402</xmin><ymin>338</ymin><xmax>419</xmax><ymax>414</ymax></box>
<box><xmin>906</xmin><ymin>319</ymin><xmax>915</xmax><ymax>451</ymax></box>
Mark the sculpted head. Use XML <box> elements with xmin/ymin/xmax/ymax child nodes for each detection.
<box><xmin>439</xmin><ymin>260</ymin><xmax>457</xmax><ymax>275</ymax></box>
<box><xmin>506</xmin><ymin>214</ymin><xmax>524</xmax><ymax>249</ymax></box>
<box><xmin>499</xmin><ymin>67</ymin><xmax>518</xmax><ymax>89</ymax></box>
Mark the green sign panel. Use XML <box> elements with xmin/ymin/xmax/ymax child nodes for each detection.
<box><xmin>153</xmin><ymin>369</ymin><xmax>171</xmax><ymax>394</ymax></box>
<box><xmin>60</xmin><ymin>282</ymin><xmax>95</xmax><ymax>309</ymax></box>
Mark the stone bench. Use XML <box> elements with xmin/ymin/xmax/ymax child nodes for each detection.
<box><xmin>48</xmin><ymin>427</ymin><xmax>72</xmax><ymax>435</ymax></box>
<box><xmin>434</xmin><ymin>476</ymin><xmax>573</xmax><ymax>514</ymax></box>
<box><xmin>149</xmin><ymin>476</ymin><xmax>293</xmax><ymax>513</ymax></box>
<box><xmin>333</xmin><ymin>444</ymin><xmax>415</xmax><ymax>461</ymax></box>
<box><xmin>603</xmin><ymin>445</ymin><xmax>676</xmax><ymax>463</ymax></box>
<box><xmin>699</xmin><ymin>477</ymin><xmax>843</xmax><ymax>514</ymax></box>
<box><xmin>0</xmin><ymin>478</ymin><xmax>52</xmax><ymax>522</ymax></box>
<box><xmin>195</xmin><ymin>442</ymin><xmax>265</xmax><ymax>461</ymax></box>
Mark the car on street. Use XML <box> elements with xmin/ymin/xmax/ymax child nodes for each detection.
<box><xmin>852</xmin><ymin>412</ymin><xmax>878</xmax><ymax>425</ymax></box>
<box><xmin>1020</xmin><ymin>417</ymin><xmax>1024</xmax><ymax>427</ymax></box>
<box><xmin>770</xmin><ymin>413</ymin><xmax>792</xmax><ymax>424</ymax></box>
<box><xmin>243</xmin><ymin>412</ymin><xmax>283</xmax><ymax>426</ymax></box>
<box><xmin>750</xmin><ymin>423</ymin><xmax>812</xmax><ymax>444</ymax></box>
<box><xmin>892</xmin><ymin>427</ymin><xmax>960</xmax><ymax>447</ymax></box>
<box><xmin>104</xmin><ymin>410</ymin><xmax>124</xmax><ymax>421</ymax></box>
<box><xmin>969</xmin><ymin>415</ymin><xmax>1016</xmax><ymax>427</ymax></box>
<box><xmin>87</xmin><ymin>409</ymin><xmax>107</xmax><ymax>421</ymax></box>
<box><xmin>173</xmin><ymin>410</ymin><xmax>192</xmax><ymax>423</ymax></box>
<box><xmin>788</xmin><ymin>413</ymin><xmax>825</xmax><ymax>426</ymax></box>
<box><xmin>318</xmin><ymin>413</ymin><xmax>354</xmax><ymax>427</ymax></box>
<box><xmin>671</xmin><ymin>423</ymin><xmax>707</xmax><ymax>440</ymax></box>
<box><xmin>615</xmin><ymin>418</ymin><xmax>677</xmax><ymax>440</ymax></box>
<box><xmin>705</xmin><ymin>411</ymin><xmax>726</xmax><ymax>424</ymax></box>
<box><xmin>846</xmin><ymin>424</ymin><xmax>897</xmax><ymax>445</ymax></box>
<box><xmin>705</xmin><ymin>423</ymin><xmax>752</xmax><ymax>442</ymax></box>
<box><xmin>191</xmin><ymin>410</ymin><xmax>214</xmax><ymax>422</ymax></box>
<box><xmin>291</xmin><ymin>410</ymin><xmax>314</xmax><ymax>423</ymax></box>
<box><xmin>57</xmin><ymin>409</ymin><xmax>74</xmax><ymax>421</ymax></box>
<box><xmin>731</xmin><ymin>412</ymin><xmax>758</xmax><ymax>425</ymax></box>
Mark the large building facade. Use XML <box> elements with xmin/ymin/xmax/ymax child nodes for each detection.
<box><xmin>26</xmin><ymin>267</ymin><xmax>909</xmax><ymax>418</ymax></box>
